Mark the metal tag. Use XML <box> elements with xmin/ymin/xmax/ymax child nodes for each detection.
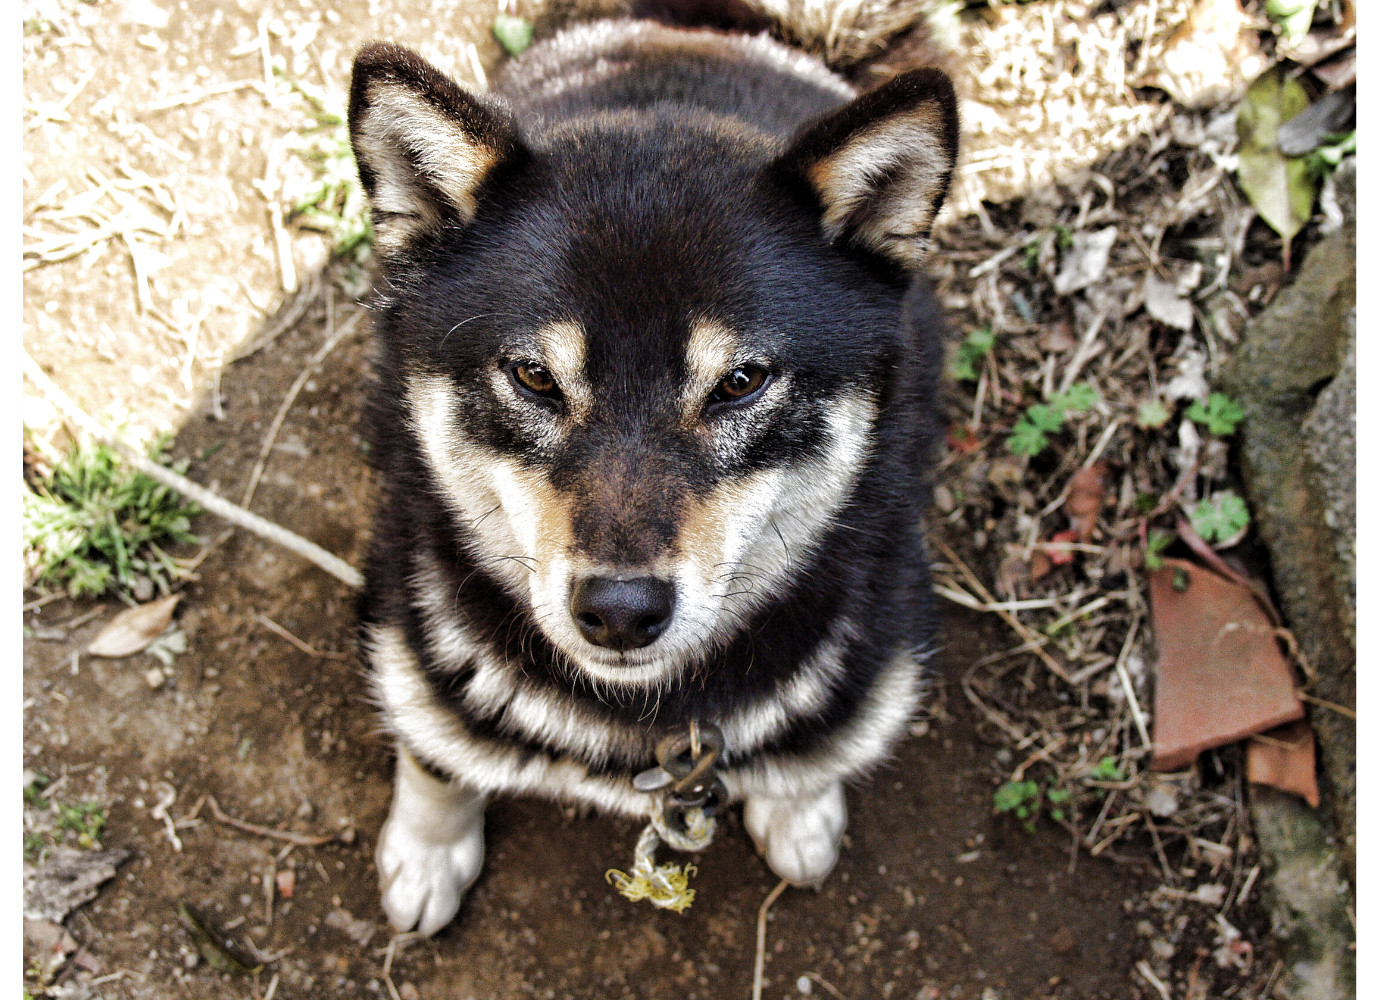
<box><xmin>632</xmin><ymin>766</ymin><xmax>674</xmax><ymax>792</ymax></box>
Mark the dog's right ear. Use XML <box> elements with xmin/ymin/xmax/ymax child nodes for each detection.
<box><xmin>349</xmin><ymin>43</ymin><xmax>524</xmax><ymax>254</ymax></box>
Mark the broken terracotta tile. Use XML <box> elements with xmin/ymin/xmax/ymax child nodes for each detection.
<box><xmin>1247</xmin><ymin>720</ymin><xmax>1320</xmax><ymax>808</ymax></box>
<box><xmin>1149</xmin><ymin>558</ymin><xmax>1304</xmax><ymax>771</ymax></box>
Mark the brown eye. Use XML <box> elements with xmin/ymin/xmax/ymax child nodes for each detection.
<box><xmin>711</xmin><ymin>365</ymin><xmax>768</xmax><ymax>405</ymax></box>
<box><xmin>511</xmin><ymin>361</ymin><xmax>559</xmax><ymax>397</ymax></box>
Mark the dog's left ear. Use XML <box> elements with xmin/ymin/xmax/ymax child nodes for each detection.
<box><xmin>772</xmin><ymin>69</ymin><xmax>959</xmax><ymax>271</ymax></box>
<box><xmin>349</xmin><ymin>42</ymin><xmax>525</xmax><ymax>254</ymax></box>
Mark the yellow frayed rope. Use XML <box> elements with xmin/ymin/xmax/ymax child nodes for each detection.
<box><xmin>605</xmin><ymin>804</ymin><xmax>715</xmax><ymax>913</ymax></box>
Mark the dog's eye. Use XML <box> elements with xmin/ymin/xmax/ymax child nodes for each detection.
<box><xmin>510</xmin><ymin>361</ymin><xmax>560</xmax><ymax>399</ymax></box>
<box><xmin>710</xmin><ymin>365</ymin><xmax>769</xmax><ymax>406</ymax></box>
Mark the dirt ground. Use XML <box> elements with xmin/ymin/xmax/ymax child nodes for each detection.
<box><xmin>22</xmin><ymin>285</ymin><xmax>1276</xmax><ymax>1000</ymax></box>
<box><xmin>21</xmin><ymin>312</ymin><xmax>1161</xmax><ymax>1000</ymax></box>
<box><xmin>22</xmin><ymin>0</ymin><xmax>1303</xmax><ymax>997</ymax></box>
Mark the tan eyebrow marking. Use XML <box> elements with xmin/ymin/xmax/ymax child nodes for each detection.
<box><xmin>681</xmin><ymin>318</ymin><xmax>740</xmax><ymax>424</ymax></box>
<box><xmin>536</xmin><ymin>319</ymin><xmax>592</xmax><ymax>420</ymax></box>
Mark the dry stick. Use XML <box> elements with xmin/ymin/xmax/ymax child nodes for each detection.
<box><xmin>257</xmin><ymin>613</ymin><xmax>347</xmax><ymax>660</ymax></box>
<box><xmin>241</xmin><ymin>306</ymin><xmax>363</xmax><ymax>509</ymax></box>
<box><xmin>205</xmin><ymin>796</ymin><xmax>340</xmax><ymax>847</ymax></box>
<box><xmin>1113</xmin><ymin>617</ymin><xmax>1152</xmax><ymax>751</ymax></box>
<box><xmin>1296</xmin><ymin>691</ymin><xmax>1355</xmax><ymax>719</ymax></box>
<box><xmin>24</xmin><ymin>350</ymin><xmax>363</xmax><ymax>590</ymax></box>
<box><xmin>25</xmin><ymin>351</ymin><xmax>361</xmax><ymax>590</ymax></box>
<box><xmin>934</xmin><ymin>538</ymin><xmax>1072</xmax><ymax>683</ymax></box>
<box><xmin>751</xmin><ymin>879</ymin><xmax>790</xmax><ymax>1000</ymax></box>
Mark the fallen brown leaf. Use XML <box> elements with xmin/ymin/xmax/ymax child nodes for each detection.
<box><xmin>86</xmin><ymin>594</ymin><xmax>180</xmax><ymax>658</ymax></box>
<box><xmin>1065</xmin><ymin>462</ymin><xmax>1109</xmax><ymax>541</ymax></box>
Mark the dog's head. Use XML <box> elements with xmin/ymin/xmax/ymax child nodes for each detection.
<box><xmin>350</xmin><ymin>42</ymin><xmax>957</xmax><ymax>690</ymax></box>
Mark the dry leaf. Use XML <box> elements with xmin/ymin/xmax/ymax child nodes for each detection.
<box><xmin>1143</xmin><ymin>274</ymin><xmax>1195</xmax><ymax>331</ymax></box>
<box><xmin>1053</xmin><ymin>227</ymin><xmax>1116</xmax><ymax>296</ymax></box>
<box><xmin>1065</xmin><ymin>462</ymin><xmax>1110</xmax><ymax>541</ymax></box>
<box><xmin>87</xmin><ymin>594</ymin><xmax>180</xmax><ymax>658</ymax></box>
<box><xmin>1236</xmin><ymin>67</ymin><xmax>1316</xmax><ymax>264</ymax></box>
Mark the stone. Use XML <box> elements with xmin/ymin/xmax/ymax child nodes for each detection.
<box><xmin>1249</xmin><ymin>788</ymin><xmax>1354</xmax><ymax>1000</ymax></box>
<box><xmin>1221</xmin><ymin>157</ymin><xmax>1355</xmax><ymax>880</ymax></box>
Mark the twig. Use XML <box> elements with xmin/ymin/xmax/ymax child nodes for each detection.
<box><xmin>1296</xmin><ymin>691</ymin><xmax>1354</xmax><ymax>719</ymax></box>
<box><xmin>23</xmin><ymin>349</ymin><xmax>363</xmax><ymax>589</ymax></box>
<box><xmin>141</xmin><ymin>80</ymin><xmax>264</xmax><ymax>114</ymax></box>
<box><xmin>1136</xmin><ymin>959</ymin><xmax>1173</xmax><ymax>1000</ymax></box>
<box><xmin>23</xmin><ymin>591</ymin><xmax>68</xmax><ymax>612</ymax></box>
<box><xmin>381</xmin><ymin>932</ymin><xmax>420</xmax><ymax>1000</ymax></box>
<box><xmin>205</xmin><ymin>795</ymin><xmax>340</xmax><ymax>847</ymax></box>
<box><xmin>803</xmin><ymin>972</ymin><xmax>848</xmax><ymax>999</ymax></box>
<box><xmin>935</xmin><ymin>538</ymin><xmax>1072</xmax><ymax>683</ymax></box>
<box><xmin>752</xmin><ymin>879</ymin><xmax>790</xmax><ymax>1000</ymax></box>
<box><xmin>230</xmin><ymin>271</ymin><xmax>321</xmax><ymax>362</ymax></box>
<box><xmin>257</xmin><ymin>613</ymin><xmax>348</xmax><ymax>660</ymax></box>
<box><xmin>241</xmin><ymin>304</ymin><xmax>363</xmax><ymax>509</ymax></box>
<box><xmin>26</xmin><ymin>67</ymin><xmax>97</xmax><ymax>131</ymax></box>
<box><xmin>1113</xmin><ymin>618</ymin><xmax>1152</xmax><ymax>752</ymax></box>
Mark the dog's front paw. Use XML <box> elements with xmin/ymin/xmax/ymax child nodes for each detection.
<box><xmin>376</xmin><ymin>810</ymin><xmax>485</xmax><ymax>936</ymax></box>
<box><xmin>743</xmin><ymin>781</ymin><xmax>847</xmax><ymax>886</ymax></box>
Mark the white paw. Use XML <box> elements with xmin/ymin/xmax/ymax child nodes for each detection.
<box><xmin>376</xmin><ymin>810</ymin><xmax>485</xmax><ymax>936</ymax></box>
<box><xmin>743</xmin><ymin>781</ymin><xmax>847</xmax><ymax>886</ymax></box>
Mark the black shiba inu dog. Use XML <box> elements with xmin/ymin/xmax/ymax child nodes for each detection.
<box><xmin>349</xmin><ymin>1</ymin><xmax>958</xmax><ymax>935</ymax></box>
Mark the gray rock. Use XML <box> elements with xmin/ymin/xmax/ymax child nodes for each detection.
<box><xmin>1250</xmin><ymin>788</ymin><xmax>1355</xmax><ymax>1000</ymax></box>
<box><xmin>1223</xmin><ymin>157</ymin><xmax>1355</xmax><ymax>1000</ymax></box>
<box><xmin>23</xmin><ymin>847</ymin><xmax>131</xmax><ymax>923</ymax></box>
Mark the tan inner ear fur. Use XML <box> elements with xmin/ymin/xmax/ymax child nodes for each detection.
<box><xmin>354</xmin><ymin>82</ymin><xmax>503</xmax><ymax>252</ymax></box>
<box><xmin>804</xmin><ymin>104</ymin><xmax>950</xmax><ymax>268</ymax></box>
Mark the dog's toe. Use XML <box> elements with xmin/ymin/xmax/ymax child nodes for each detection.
<box><xmin>376</xmin><ymin>817</ymin><xmax>484</xmax><ymax>935</ymax></box>
<box><xmin>744</xmin><ymin>780</ymin><xmax>847</xmax><ymax>886</ymax></box>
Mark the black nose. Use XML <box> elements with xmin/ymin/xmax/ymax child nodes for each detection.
<box><xmin>570</xmin><ymin>576</ymin><xmax>676</xmax><ymax>651</ymax></box>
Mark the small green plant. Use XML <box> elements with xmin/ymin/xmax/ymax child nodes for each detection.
<box><xmin>1136</xmin><ymin>399</ymin><xmax>1171</xmax><ymax>430</ymax></box>
<box><xmin>24</xmin><ymin>772</ymin><xmax>51</xmax><ymax>807</ymax></box>
<box><xmin>1308</xmin><ymin>131</ymin><xmax>1355</xmax><ymax>178</ymax></box>
<box><xmin>1186</xmin><ymin>392</ymin><xmax>1244</xmax><ymax>436</ymax></box>
<box><xmin>993</xmin><ymin>779</ymin><xmax>1041</xmax><ymax>824</ymax></box>
<box><xmin>284</xmin><ymin>78</ymin><xmax>373</xmax><ymax>262</ymax></box>
<box><xmin>492</xmin><ymin>14</ymin><xmax>534</xmax><ymax>56</ymax></box>
<box><xmin>1191</xmin><ymin>491</ymin><xmax>1251</xmax><ymax>545</ymax></box>
<box><xmin>1144</xmin><ymin>529</ymin><xmax>1173</xmax><ymax>570</ymax></box>
<box><xmin>24</xmin><ymin>832</ymin><xmax>46</xmax><ymax>862</ymax></box>
<box><xmin>1089</xmin><ymin>757</ymin><xmax>1126</xmax><ymax>783</ymax></box>
<box><xmin>24</xmin><ymin>441</ymin><xmax>200</xmax><ymax>598</ymax></box>
<box><xmin>1007</xmin><ymin>383</ymin><xmax>1100</xmax><ymax>457</ymax></box>
<box><xmin>948</xmin><ymin>325</ymin><xmax>996</xmax><ymax>382</ymax></box>
<box><xmin>55</xmin><ymin>801</ymin><xmax>108</xmax><ymax>848</ymax></box>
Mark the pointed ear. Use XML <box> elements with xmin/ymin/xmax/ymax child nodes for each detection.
<box><xmin>348</xmin><ymin>43</ymin><xmax>524</xmax><ymax>254</ymax></box>
<box><xmin>772</xmin><ymin>69</ymin><xmax>959</xmax><ymax>271</ymax></box>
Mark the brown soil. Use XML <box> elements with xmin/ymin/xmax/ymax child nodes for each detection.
<box><xmin>24</xmin><ymin>288</ymin><xmax>1261</xmax><ymax>999</ymax></box>
<box><xmin>24</xmin><ymin>2</ymin><xmax>1289</xmax><ymax>997</ymax></box>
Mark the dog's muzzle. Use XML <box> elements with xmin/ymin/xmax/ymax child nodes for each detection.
<box><xmin>569</xmin><ymin>575</ymin><xmax>676</xmax><ymax>651</ymax></box>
